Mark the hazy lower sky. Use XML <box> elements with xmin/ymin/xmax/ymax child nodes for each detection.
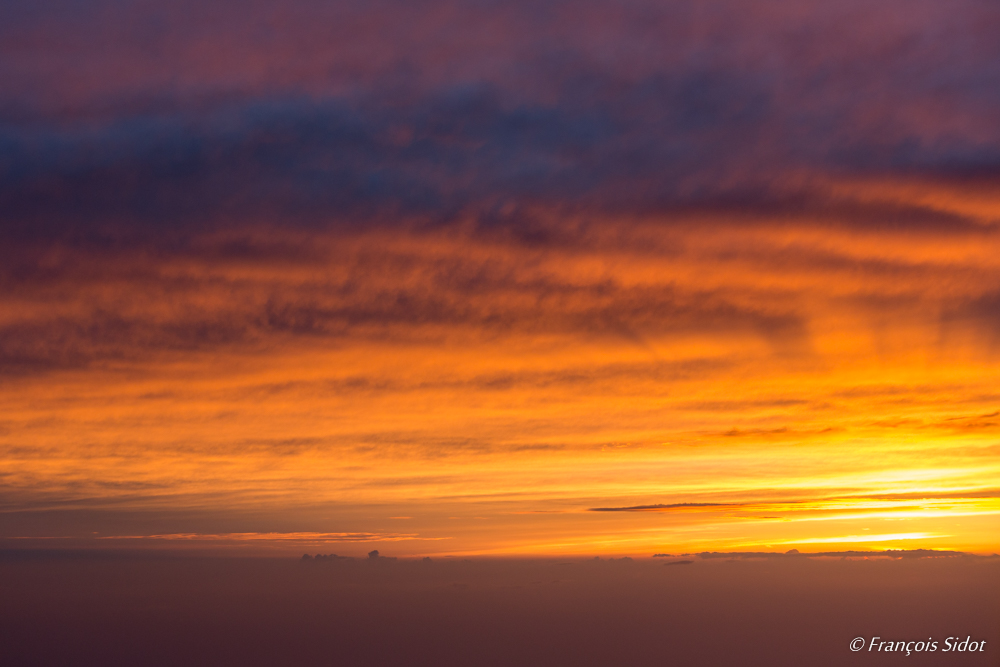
<box><xmin>2</xmin><ymin>0</ymin><xmax>1000</xmax><ymax>556</ymax></box>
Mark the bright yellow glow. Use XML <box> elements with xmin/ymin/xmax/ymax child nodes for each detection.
<box><xmin>765</xmin><ymin>533</ymin><xmax>945</xmax><ymax>545</ymax></box>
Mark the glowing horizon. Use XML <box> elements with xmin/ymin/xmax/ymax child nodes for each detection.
<box><xmin>3</xmin><ymin>0</ymin><xmax>1000</xmax><ymax>558</ymax></box>
<box><xmin>5</xmin><ymin>215</ymin><xmax>1000</xmax><ymax>556</ymax></box>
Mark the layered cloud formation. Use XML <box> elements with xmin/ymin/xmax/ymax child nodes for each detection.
<box><xmin>5</xmin><ymin>0</ymin><xmax>1000</xmax><ymax>230</ymax></box>
<box><xmin>2</xmin><ymin>0</ymin><xmax>1000</xmax><ymax>555</ymax></box>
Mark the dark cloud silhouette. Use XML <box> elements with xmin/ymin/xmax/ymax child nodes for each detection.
<box><xmin>591</xmin><ymin>502</ymin><xmax>735</xmax><ymax>512</ymax></box>
<box><xmin>4</xmin><ymin>0</ymin><xmax>1000</xmax><ymax>239</ymax></box>
<box><xmin>302</xmin><ymin>553</ymin><xmax>350</xmax><ymax>561</ymax></box>
<box><xmin>2</xmin><ymin>83</ymin><xmax>998</xmax><ymax>238</ymax></box>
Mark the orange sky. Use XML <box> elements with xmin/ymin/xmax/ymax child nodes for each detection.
<box><xmin>3</xmin><ymin>0</ymin><xmax>1000</xmax><ymax>557</ymax></box>
<box><xmin>4</xmin><ymin>180</ymin><xmax>1000</xmax><ymax>556</ymax></box>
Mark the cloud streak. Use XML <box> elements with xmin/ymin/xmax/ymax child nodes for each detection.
<box><xmin>2</xmin><ymin>0</ymin><xmax>1000</xmax><ymax>556</ymax></box>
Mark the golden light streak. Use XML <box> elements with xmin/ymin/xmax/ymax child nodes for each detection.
<box><xmin>767</xmin><ymin>533</ymin><xmax>947</xmax><ymax>545</ymax></box>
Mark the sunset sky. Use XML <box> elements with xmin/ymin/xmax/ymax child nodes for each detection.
<box><xmin>3</xmin><ymin>0</ymin><xmax>1000</xmax><ymax>557</ymax></box>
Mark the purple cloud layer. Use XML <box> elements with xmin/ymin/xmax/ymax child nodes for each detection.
<box><xmin>3</xmin><ymin>0</ymin><xmax>1000</xmax><ymax>236</ymax></box>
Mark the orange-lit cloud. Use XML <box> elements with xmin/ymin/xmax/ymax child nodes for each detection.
<box><xmin>3</xmin><ymin>0</ymin><xmax>1000</xmax><ymax>557</ymax></box>
<box><xmin>4</xmin><ymin>214</ymin><xmax>1000</xmax><ymax>555</ymax></box>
